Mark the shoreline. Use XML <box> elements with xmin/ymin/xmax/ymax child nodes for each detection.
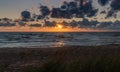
<box><xmin>0</xmin><ymin>44</ymin><xmax>119</xmax><ymax>48</ymax></box>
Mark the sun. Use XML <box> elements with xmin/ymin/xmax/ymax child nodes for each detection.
<box><xmin>56</xmin><ymin>24</ymin><xmax>63</xmax><ymax>29</ymax></box>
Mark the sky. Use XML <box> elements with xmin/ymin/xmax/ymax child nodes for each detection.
<box><xmin>0</xmin><ymin>0</ymin><xmax>73</xmax><ymax>19</ymax></box>
<box><xmin>0</xmin><ymin>0</ymin><xmax>120</xmax><ymax>21</ymax></box>
<box><xmin>0</xmin><ymin>0</ymin><xmax>120</xmax><ymax>32</ymax></box>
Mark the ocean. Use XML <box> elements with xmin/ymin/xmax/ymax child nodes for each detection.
<box><xmin>0</xmin><ymin>32</ymin><xmax>120</xmax><ymax>48</ymax></box>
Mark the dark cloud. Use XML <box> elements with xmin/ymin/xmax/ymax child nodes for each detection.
<box><xmin>29</xmin><ymin>24</ymin><xmax>42</xmax><ymax>27</ymax></box>
<box><xmin>78</xmin><ymin>19</ymin><xmax>99</xmax><ymax>28</ymax></box>
<box><xmin>113</xmin><ymin>20</ymin><xmax>120</xmax><ymax>25</ymax></box>
<box><xmin>69</xmin><ymin>20</ymin><xmax>79</xmax><ymax>27</ymax></box>
<box><xmin>105</xmin><ymin>0</ymin><xmax>120</xmax><ymax>18</ymax></box>
<box><xmin>62</xmin><ymin>18</ymin><xmax>99</xmax><ymax>28</ymax></box>
<box><xmin>112</xmin><ymin>21</ymin><xmax>120</xmax><ymax>30</ymax></box>
<box><xmin>37</xmin><ymin>15</ymin><xmax>44</xmax><ymax>19</ymax></box>
<box><xmin>51</xmin><ymin>8</ymin><xmax>61</xmax><ymax>18</ymax></box>
<box><xmin>44</xmin><ymin>20</ymin><xmax>56</xmax><ymax>27</ymax></box>
<box><xmin>21</xmin><ymin>11</ymin><xmax>31</xmax><ymax>19</ymax></box>
<box><xmin>51</xmin><ymin>1</ymin><xmax>78</xmax><ymax>18</ymax></box>
<box><xmin>78</xmin><ymin>0</ymin><xmax>98</xmax><ymax>17</ymax></box>
<box><xmin>105</xmin><ymin>10</ymin><xmax>117</xmax><ymax>18</ymax></box>
<box><xmin>18</xmin><ymin>22</ymin><xmax>26</xmax><ymax>26</ymax></box>
<box><xmin>96</xmin><ymin>0</ymin><xmax>120</xmax><ymax>18</ymax></box>
<box><xmin>50</xmin><ymin>0</ymin><xmax>98</xmax><ymax>19</ymax></box>
<box><xmin>68</xmin><ymin>20</ymin><xmax>120</xmax><ymax>30</ymax></box>
<box><xmin>0</xmin><ymin>23</ymin><xmax>16</xmax><ymax>27</ymax></box>
<box><xmin>98</xmin><ymin>0</ymin><xmax>109</xmax><ymax>6</ymax></box>
<box><xmin>0</xmin><ymin>18</ymin><xmax>16</xmax><ymax>27</ymax></box>
<box><xmin>105</xmin><ymin>11</ymin><xmax>114</xmax><ymax>18</ymax></box>
<box><xmin>111</xmin><ymin>0</ymin><xmax>120</xmax><ymax>10</ymax></box>
<box><xmin>97</xmin><ymin>22</ymin><xmax>112</xmax><ymax>29</ymax></box>
<box><xmin>19</xmin><ymin>0</ymin><xmax>119</xmax><ymax>21</ymax></box>
<box><xmin>87</xmin><ymin>9</ymin><xmax>98</xmax><ymax>17</ymax></box>
<box><xmin>39</xmin><ymin>5</ymin><xmax>51</xmax><ymax>18</ymax></box>
<box><xmin>100</xmin><ymin>10</ymin><xmax>107</xmax><ymax>14</ymax></box>
<box><xmin>80</xmin><ymin>0</ymin><xmax>92</xmax><ymax>13</ymax></box>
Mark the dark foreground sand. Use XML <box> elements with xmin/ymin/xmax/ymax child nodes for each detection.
<box><xmin>0</xmin><ymin>45</ymin><xmax>120</xmax><ymax>72</ymax></box>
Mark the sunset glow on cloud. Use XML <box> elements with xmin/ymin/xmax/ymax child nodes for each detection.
<box><xmin>0</xmin><ymin>0</ymin><xmax>120</xmax><ymax>32</ymax></box>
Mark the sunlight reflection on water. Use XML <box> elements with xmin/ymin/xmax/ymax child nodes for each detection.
<box><xmin>55</xmin><ymin>41</ymin><xmax>65</xmax><ymax>47</ymax></box>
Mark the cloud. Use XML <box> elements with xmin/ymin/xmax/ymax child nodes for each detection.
<box><xmin>105</xmin><ymin>10</ymin><xmax>115</xmax><ymax>18</ymax></box>
<box><xmin>62</xmin><ymin>18</ymin><xmax>99</xmax><ymax>28</ymax></box>
<box><xmin>50</xmin><ymin>0</ymin><xmax>98</xmax><ymax>19</ymax></box>
<box><xmin>87</xmin><ymin>9</ymin><xmax>98</xmax><ymax>17</ymax></box>
<box><xmin>29</xmin><ymin>24</ymin><xmax>42</xmax><ymax>27</ymax></box>
<box><xmin>111</xmin><ymin>20</ymin><xmax>120</xmax><ymax>30</ymax></box>
<box><xmin>100</xmin><ymin>10</ymin><xmax>107</xmax><ymax>14</ymax></box>
<box><xmin>44</xmin><ymin>21</ymin><xmax>56</xmax><ymax>27</ymax></box>
<box><xmin>98</xmin><ymin>0</ymin><xmax>109</xmax><ymax>6</ymax></box>
<box><xmin>111</xmin><ymin>0</ymin><xmax>120</xmax><ymax>10</ymax></box>
<box><xmin>21</xmin><ymin>11</ymin><xmax>31</xmax><ymax>19</ymax></box>
<box><xmin>39</xmin><ymin>5</ymin><xmax>51</xmax><ymax>17</ymax></box>
<box><xmin>0</xmin><ymin>18</ymin><xmax>16</xmax><ymax>27</ymax></box>
<box><xmin>22</xmin><ymin>0</ymin><xmax>118</xmax><ymax>19</ymax></box>
<box><xmin>78</xmin><ymin>18</ymin><xmax>99</xmax><ymax>28</ymax></box>
<box><xmin>105</xmin><ymin>0</ymin><xmax>120</xmax><ymax>18</ymax></box>
<box><xmin>0</xmin><ymin>23</ymin><xmax>16</xmax><ymax>27</ymax></box>
<box><xmin>69</xmin><ymin>20</ymin><xmax>79</xmax><ymax>27</ymax></box>
<box><xmin>94</xmin><ymin>20</ymin><xmax>120</xmax><ymax>30</ymax></box>
<box><xmin>96</xmin><ymin>21</ymin><xmax>112</xmax><ymax>29</ymax></box>
<box><xmin>18</xmin><ymin>22</ymin><xmax>26</xmax><ymax>26</ymax></box>
<box><xmin>61</xmin><ymin>18</ymin><xmax>120</xmax><ymax>30</ymax></box>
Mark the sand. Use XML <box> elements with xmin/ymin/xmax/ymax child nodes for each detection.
<box><xmin>0</xmin><ymin>44</ymin><xmax>120</xmax><ymax>72</ymax></box>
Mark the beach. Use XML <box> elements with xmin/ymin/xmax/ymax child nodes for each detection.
<box><xmin>0</xmin><ymin>44</ymin><xmax>120</xmax><ymax>72</ymax></box>
<box><xmin>1</xmin><ymin>0</ymin><xmax>120</xmax><ymax>71</ymax></box>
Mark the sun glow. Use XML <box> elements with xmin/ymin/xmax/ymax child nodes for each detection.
<box><xmin>57</xmin><ymin>25</ymin><xmax>63</xmax><ymax>29</ymax></box>
<box><xmin>0</xmin><ymin>23</ymin><xmax>114</xmax><ymax>32</ymax></box>
<box><xmin>56</xmin><ymin>24</ymin><xmax>63</xmax><ymax>29</ymax></box>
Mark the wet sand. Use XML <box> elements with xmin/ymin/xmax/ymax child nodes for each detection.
<box><xmin>0</xmin><ymin>44</ymin><xmax>120</xmax><ymax>72</ymax></box>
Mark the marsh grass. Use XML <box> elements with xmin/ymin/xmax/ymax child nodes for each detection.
<box><xmin>22</xmin><ymin>58</ymin><xmax>120</xmax><ymax>72</ymax></box>
<box><xmin>1</xmin><ymin>45</ymin><xmax>120</xmax><ymax>72</ymax></box>
<box><xmin>21</xmin><ymin>45</ymin><xmax>120</xmax><ymax>72</ymax></box>
<box><xmin>0</xmin><ymin>63</ymin><xmax>9</xmax><ymax>72</ymax></box>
